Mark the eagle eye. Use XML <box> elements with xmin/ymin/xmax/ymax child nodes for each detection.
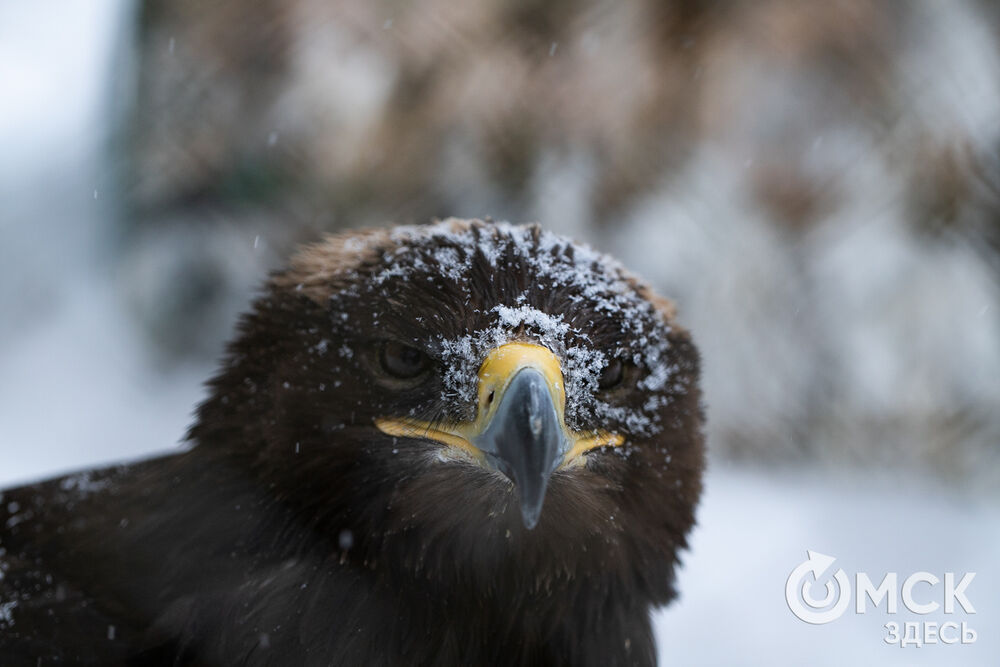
<box><xmin>597</xmin><ymin>358</ymin><xmax>625</xmax><ymax>390</ymax></box>
<box><xmin>379</xmin><ymin>341</ymin><xmax>430</xmax><ymax>380</ymax></box>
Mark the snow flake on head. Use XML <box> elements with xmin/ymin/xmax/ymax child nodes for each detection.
<box><xmin>494</xmin><ymin>304</ymin><xmax>572</xmax><ymax>338</ymax></box>
<box><xmin>57</xmin><ymin>471</ymin><xmax>111</xmax><ymax>499</ymax></box>
<box><xmin>431</xmin><ymin>245</ymin><xmax>467</xmax><ymax>283</ymax></box>
<box><xmin>343</xmin><ymin>219</ymin><xmax>680</xmax><ymax>437</ymax></box>
<box><xmin>434</xmin><ymin>303</ymin><xmax>590</xmax><ymax>406</ymax></box>
<box><xmin>0</xmin><ymin>599</ymin><xmax>16</xmax><ymax>628</ymax></box>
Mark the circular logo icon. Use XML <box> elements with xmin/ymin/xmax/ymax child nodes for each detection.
<box><xmin>786</xmin><ymin>550</ymin><xmax>851</xmax><ymax>624</ymax></box>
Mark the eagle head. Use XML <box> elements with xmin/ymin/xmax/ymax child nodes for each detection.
<box><xmin>191</xmin><ymin>218</ymin><xmax>704</xmax><ymax>605</ymax></box>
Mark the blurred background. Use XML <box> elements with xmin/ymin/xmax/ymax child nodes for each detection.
<box><xmin>1</xmin><ymin>0</ymin><xmax>998</xmax><ymax>663</ymax></box>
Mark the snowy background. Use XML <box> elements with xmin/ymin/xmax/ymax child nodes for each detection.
<box><xmin>1</xmin><ymin>1</ymin><xmax>998</xmax><ymax>664</ymax></box>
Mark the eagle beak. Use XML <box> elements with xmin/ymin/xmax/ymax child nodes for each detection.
<box><xmin>375</xmin><ymin>343</ymin><xmax>623</xmax><ymax>529</ymax></box>
<box><xmin>471</xmin><ymin>365</ymin><xmax>563</xmax><ymax>529</ymax></box>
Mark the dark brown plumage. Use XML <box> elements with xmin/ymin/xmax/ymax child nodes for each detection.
<box><xmin>0</xmin><ymin>219</ymin><xmax>704</xmax><ymax>666</ymax></box>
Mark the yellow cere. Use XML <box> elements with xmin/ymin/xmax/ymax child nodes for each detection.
<box><xmin>375</xmin><ymin>342</ymin><xmax>624</xmax><ymax>467</ymax></box>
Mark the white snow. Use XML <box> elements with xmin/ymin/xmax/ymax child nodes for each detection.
<box><xmin>0</xmin><ymin>600</ymin><xmax>17</xmax><ymax>627</ymax></box>
<box><xmin>370</xmin><ymin>222</ymin><xmax>679</xmax><ymax>436</ymax></box>
<box><xmin>58</xmin><ymin>472</ymin><xmax>112</xmax><ymax>497</ymax></box>
<box><xmin>654</xmin><ymin>464</ymin><xmax>1000</xmax><ymax>666</ymax></box>
<box><xmin>0</xmin><ymin>0</ymin><xmax>203</xmax><ymax>488</ymax></box>
<box><xmin>372</xmin><ymin>220</ymin><xmax>678</xmax><ymax>436</ymax></box>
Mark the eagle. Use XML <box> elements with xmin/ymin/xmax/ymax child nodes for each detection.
<box><xmin>0</xmin><ymin>219</ymin><xmax>704</xmax><ymax>666</ymax></box>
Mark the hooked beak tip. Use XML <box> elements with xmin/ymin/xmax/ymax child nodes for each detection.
<box><xmin>517</xmin><ymin>481</ymin><xmax>549</xmax><ymax>530</ymax></box>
